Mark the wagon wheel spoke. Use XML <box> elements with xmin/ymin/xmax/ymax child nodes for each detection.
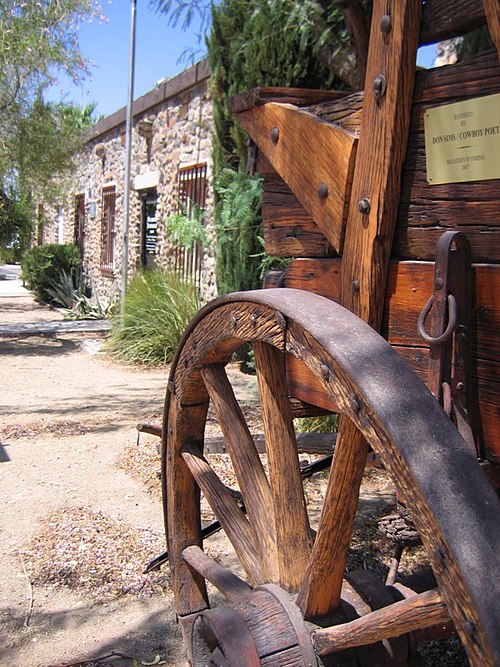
<box><xmin>200</xmin><ymin>363</ymin><xmax>279</xmax><ymax>581</ymax></box>
<box><xmin>253</xmin><ymin>341</ymin><xmax>312</xmax><ymax>591</ymax></box>
<box><xmin>181</xmin><ymin>444</ymin><xmax>264</xmax><ymax>583</ymax></box>
<box><xmin>296</xmin><ymin>417</ymin><xmax>368</xmax><ymax>618</ymax></box>
<box><xmin>182</xmin><ymin>545</ymin><xmax>252</xmax><ymax>603</ymax></box>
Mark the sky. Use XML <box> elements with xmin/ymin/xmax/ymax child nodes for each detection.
<box><xmin>47</xmin><ymin>2</ymin><xmax>436</xmax><ymax>120</ymax></box>
<box><xmin>46</xmin><ymin>1</ymin><xmax>206</xmax><ymax>118</ymax></box>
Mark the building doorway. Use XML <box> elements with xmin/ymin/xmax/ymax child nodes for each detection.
<box><xmin>141</xmin><ymin>191</ymin><xmax>158</xmax><ymax>269</ymax></box>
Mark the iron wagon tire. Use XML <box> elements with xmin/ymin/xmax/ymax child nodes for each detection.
<box><xmin>162</xmin><ymin>289</ymin><xmax>500</xmax><ymax>667</ymax></box>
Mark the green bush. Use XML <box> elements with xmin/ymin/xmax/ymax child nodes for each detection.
<box><xmin>21</xmin><ymin>244</ymin><xmax>81</xmax><ymax>303</ymax></box>
<box><xmin>107</xmin><ymin>269</ymin><xmax>200</xmax><ymax>365</ymax></box>
<box><xmin>214</xmin><ymin>168</ymin><xmax>263</xmax><ymax>295</ymax></box>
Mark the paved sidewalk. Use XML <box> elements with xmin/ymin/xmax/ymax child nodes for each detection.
<box><xmin>0</xmin><ymin>319</ymin><xmax>110</xmax><ymax>336</ymax></box>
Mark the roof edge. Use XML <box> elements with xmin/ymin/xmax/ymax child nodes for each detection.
<box><xmin>83</xmin><ymin>59</ymin><xmax>210</xmax><ymax>144</ymax></box>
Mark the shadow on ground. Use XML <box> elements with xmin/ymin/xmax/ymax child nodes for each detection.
<box><xmin>0</xmin><ymin>601</ymin><xmax>183</xmax><ymax>666</ymax></box>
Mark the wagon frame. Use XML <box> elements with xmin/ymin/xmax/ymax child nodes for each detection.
<box><xmin>160</xmin><ymin>2</ymin><xmax>500</xmax><ymax>665</ymax></box>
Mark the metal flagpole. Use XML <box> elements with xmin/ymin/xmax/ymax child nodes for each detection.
<box><xmin>120</xmin><ymin>0</ymin><xmax>137</xmax><ymax>321</ymax></box>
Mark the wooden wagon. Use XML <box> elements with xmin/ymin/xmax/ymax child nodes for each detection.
<box><xmin>159</xmin><ymin>2</ymin><xmax>500</xmax><ymax>665</ymax></box>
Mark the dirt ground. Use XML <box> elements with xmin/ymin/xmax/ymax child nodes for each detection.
<box><xmin>0</xmin><ymin>288</ymin><xmax>188</xmax><ymax>667</ymax></box>
<box><xmin>0</xmin><ymin>283</ymin><xmax>467</xmax><ymax>667</ymax></box>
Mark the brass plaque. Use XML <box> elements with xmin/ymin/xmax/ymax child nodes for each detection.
<box><xmin>424</xmin><ymin>93</ymin><xmax>500</xmax><ymax>185</ymax></box>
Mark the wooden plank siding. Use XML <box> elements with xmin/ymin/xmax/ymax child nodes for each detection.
<box><xmin>258</xmin><ymin>50</ymin><xmax>500</xmax><ymax>264</ymax></box>
<box><xmin>273</xmin><ymin>258</ymin><xmax>499</xmax><ymax>461</ymax></box>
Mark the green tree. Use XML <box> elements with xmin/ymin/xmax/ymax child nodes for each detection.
<box><xmin>0</xmin><ymin>1</ymin><xmax>104</xmax><ymax>254</ymax></box>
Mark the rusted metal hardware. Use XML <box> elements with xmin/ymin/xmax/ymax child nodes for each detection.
<box><xmin>417</xmin><ymin>231</ymin><xmax>476</xmax><ymax>454</ymax></box>
<box><xmin>372</xmin><ymin>73</ymin><xmax>387</xmax><ymax>100</ymax></box>
<box><xmin>317</xmin><ymin>182</ymin><xmax>328</xmax><ymax>199</ymax></box>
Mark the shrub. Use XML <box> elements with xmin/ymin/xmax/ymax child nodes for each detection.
<box><xmin>46</xmin><ymin>268</ymin><xmax>111</xmax><ymax>320</ymax></box>
<box><xmin>107</xmin><ymin>269</ymin><xmax>200</xmax><ymax>365</ymax></box>
<box><xmin>21</xmin><ymin>243</ymin><xmax>81</xmax><ymax>303</ymax></box>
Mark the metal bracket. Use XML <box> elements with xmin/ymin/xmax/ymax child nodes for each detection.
<box><xmin>418</xmin><ymin>231</ymin><xmax>476</xmax><ymax>455</ymax></box>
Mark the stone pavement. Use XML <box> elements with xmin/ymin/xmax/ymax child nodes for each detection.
<box><xmin>0</xmin><ymin>264</ymin><xmax>111</xmax><ymax>336</ymax></box>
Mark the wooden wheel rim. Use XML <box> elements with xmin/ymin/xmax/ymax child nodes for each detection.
<box><xmin>163</xmin><ymin>289</ymin><xmax>500</xmax><ymax>666</ymax></box>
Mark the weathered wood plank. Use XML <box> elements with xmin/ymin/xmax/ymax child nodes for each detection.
<box><xmin>201</xmin><ymin>364</ymin><xmax>279</xmax><ymax>581</ymax></box>
<box><xmin>278</xmin><ymin>257</ymin><xmax>499</xmax><ymax>458</ymax></box>
<box><xmin>236</xmin><ymin>102</ymin><xmax>358</xmax><ymax>253</ymax></box>
<box><xmin>181</xmin><ymin>545</ymin><xmax>252</xmax><ymax>602</ymax></box>
<box><xmin>164</xmin><ymin>401</ymin><xmax>209</xmax><ymax>617</ymax></box>
<box><xmin>297</xmin><ymin>0</ymin><xmax>423</xmax><ymax>621</ymax></box>
<box><xmin>280</xmin><ymin>258</ymin><xmax>499</xmax><ymax>362</ymax></box>
<box><xmin>420</xmin><ymin>0</ymin><xmax>486</xmax><ymax>45</ymax></box>
<box><xmin>181</xmin><ymin>445</ymin><xmax>264</xmax><ymax>584</ymax></box>
<box><xmin>228</xmin><ymin>86</ymin><xmax>348</xmax><ymax>114</ymax></box>
<box><xmin>313</xmin><ymin>589</ymin><xmax>449</xmax><ymax>655</ymax></box>
<box><xmin>262</xmin><ymin>173</ymin><xmax>335</xmax><ymax>258</ymax></box>
<box><xmin>253</xmin><ymin>342</ymin><xmax>312</xmax><ymax>591</ymax></box>
<box><xmin>484</xmin><ymin>0</ymin><xmax>500</xmax><ymax>57</ymax></box>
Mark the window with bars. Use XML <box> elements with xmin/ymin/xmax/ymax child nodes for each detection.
<box><xmin>172</xmin><ymin>163</ymin><xmax>207</xmax><ymax>287</ymax></box>
<box><xmin>101</xmin><ymin>186</ymin><xmax>116</xmax><ymax>273</ymax></box>
<box><xmin>178</xmin><ymin>162</ymin><xmax>207</xmax><ymax>215</ymax></box>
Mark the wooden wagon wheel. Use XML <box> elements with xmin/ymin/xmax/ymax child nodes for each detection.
<box><xmin>162</xmin><ymin>289</ymin><xmax>500</xmax><ymax>667</ymax></box>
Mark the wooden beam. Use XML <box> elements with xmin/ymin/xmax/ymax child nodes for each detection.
<box><xmin>236</xmin><ymin>103</ymin><xmax>357</xmax><ymax>253</ymax></box>
<box><xmin>313</xmin><ymin>589</ymin><xmax>449</xmax><ymax>655</ymax></box>
<box><xmin>297</xmin><ymin>0</ymin><xmax>423</xmax><ymax>621</ymax></box>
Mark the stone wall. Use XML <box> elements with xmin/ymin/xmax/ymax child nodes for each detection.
<box><xmin>47</xmin><ymin>61</ymin><xmax>216</xmax><ymax>305</ymax></box>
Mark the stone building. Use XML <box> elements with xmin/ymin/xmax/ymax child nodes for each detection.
<box><xmin>45</xmin><ymin>60</ymin><xmax>216</xmax><ymax>304</ymax></box>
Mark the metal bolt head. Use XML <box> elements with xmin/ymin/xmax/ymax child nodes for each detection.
<box><xmin>317</xmin><ymin>182</ymin><xmax>328</xmax><ymax>199</ymax></box>
<box><xmin>372</xmin><ymin>74</ymin><xmax>387</xmax><ymax>100</ymax></box>
<box><xmin>434</xmin><ymin>277</ymin><xmax>444</xmax><ymax>290</ymax></box>
<box><xmin>380</xmin><ymin>14</ymin><xmax>392</xmax><ymax>33</ymax></box>
<box><xmin>271</xmin><ymin>127</ymin><xmax>279</xmax><ymax>144</ymax></box>
<box><xmin>358</xmin><ymin>198</ymin><xmax>371</xmax><ymax>214</ymax></box>
<box><xmin>352</xmin><ymin>280</ymin><xmax>360</xmax><ymax>294</ymax></box>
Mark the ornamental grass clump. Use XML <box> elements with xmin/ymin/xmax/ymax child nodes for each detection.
<box><xmin>108</xmin><ymin>269</ymin><xmax>200</xmax><ymax>365</ymax></box>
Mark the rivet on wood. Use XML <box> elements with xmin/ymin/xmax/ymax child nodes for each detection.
<box><xmin>349</xmin><ymin>396</ymin><xmax>361</xmax><ymax>413</ymax></box>
<box><xmin>358</xmin><ymin>198</ymin><xmax>371</xmax><ymax>214</ymax></box>
<box><xmin>271</xmin><ymin>127</ymin><xmax>279</xmax><ymax>144</ymax></box>
<box><xmin>461</xmin><ymin>620</ymin><xmax>476</xmax><ymax>640</ymax></box>
<box><xmin>352</xmin><ymin>280</ymin><xmax>360</xmax><ymax>294</ymax></box>
<box><xmin>320</xmin><ymin>364</ymin><xmax>332</xmax><ymax>382</ymax></box>
<box><xmin>372</xmin><ymin>74</ymin><xmax>387</xmax><ymax>100</ymax></box>
<box><xmin>380</xmin><ymin>14</ymin><xmax>392</xmax><ymax>33</ymax></box>
<box><xmin>317</xmin><ymin>182</ymin><xmax>328</xmax><ymax>199</ymax></box>
<box><xmin>433</xmin><ymin>548</ymin><xmax>445</xmax><ymax>566</ymax></box>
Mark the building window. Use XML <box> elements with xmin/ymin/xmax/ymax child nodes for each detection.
<box><xmin>178</xmin><ymin>162</ymin><xmax>207</xmax><ymax>215</ymax></box>
<box><xmin>101</xmin><ymin>186</ymin><xmax>116</xmax><ymax>273</ymax></box>
<box><xmin>172</xmin><ymin>163</ymin><xmax>207</xmax><ymax>287</ymax></box>
<box><xmin>74</xmin><ymin>193</ymin><xmax>85</xmax><ymax>257</ymax></box>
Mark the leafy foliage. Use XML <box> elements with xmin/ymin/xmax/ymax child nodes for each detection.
<box><xmin>21</xmin><ymin>243</ymin><xmax>81</xmax><ymax>303</ymax></box>
<box><xmin>107</xmin><ymin>269</ymin><xmax>200</xmax><ymax>366</ymax></box>
<box><xmin>0</xmin><ymin>1</ymin><xmax>103</xmax><ymax>253</ymax></box>
<box><xmin>214</xmin><ymin>168</ymin><xmax>263</xmax><ymax>295</ymax></box>
<box><xmin>45</xmin><ymin>267</ymin><xmax>111</xmax><ymax>319</ymax></box>
<box><xmin>208</xmin><ymin>0</ymin><xmax>348</xmax><ymax>173</ymax></box>
<box><xmin>166</xmin><ymin>209</ymin><xmax>207</xmax><ymax>249</ymax></box>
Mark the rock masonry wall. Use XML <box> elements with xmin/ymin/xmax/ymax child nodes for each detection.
<box><xmin>46</xmin><ymin>62</ymin><xmax>216</xmax><ymax>306</ymax></box>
